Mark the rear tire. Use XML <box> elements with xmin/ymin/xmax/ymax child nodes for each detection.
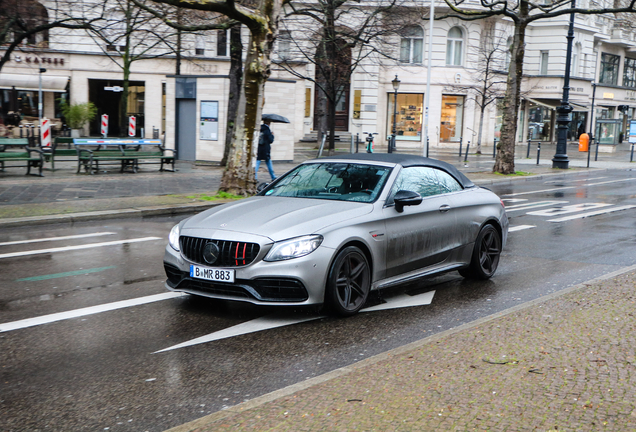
<box><xmin>324</xmin><ymin>246</ymin><xmax>370</xmax><ymax>317</ymax></box>
<box><xmin>459</xmin><ymin>224</ymin><xmax>502</xmax><ymax>280</ymax></box>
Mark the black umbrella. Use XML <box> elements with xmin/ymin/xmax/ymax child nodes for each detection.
<box><xmin>262</xmin><ymin>113</ymin><xmax>290</xmax><ymax>123</ymax></box>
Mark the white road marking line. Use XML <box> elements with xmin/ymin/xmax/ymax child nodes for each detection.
<box><xmin>0</xmin><ymin>237</ymin><xmax>163</xmax><ymax>259</ymax></box>
<box><xmin>503</xmin><ymin>186</ymin><xmax>575</xmax><ymax>196</ymax></box>
<box><xmin>508</xmin><ymin>225</ymin><xmax>536</xmax><ymax>232</ymax></box>
<box><xmin>361</xmin><ymin>290</ymin><xmax>435</xmax><ymax>312</ymax></box>
<box><xmin>0</xmin><ymin>232</ymin><xmax>116</xmax><ymax>247</ymax></box>
<box><xmin>505</xmin><ymin>200</ymin><xmax>568</xmax><ymax>212</ymax></box>
<box><xmin>154</xmin><ymin>315</ymin><xmax>325</xmax><ymax>353</ymax></box>
<box><xmin>527</xmin><ymin>203</ymin><xmax>612</xmax><ymax>217</ymax></box>
<box><xmin>547</xmin><ymin>205</ymin><xmax>636</xmax><ymax>222</ymax></box>
<box><xmin>0</xmin><ymin>292</ymin><xmax>186</xmax><ymax>333</ymax></box>
<box><xmin>155</xmin><ymin>290</ymin><xmax>438</xmax><ymax>353</ymax></box>
<box><xmin>504</xmin><ymin>178</ymin><xmax>636</xmax><ymax>197</ymax></box>
<box><xmin>501</xmin><ymin>198</ymin><xmax>528</xmax><ymax>203</ymax></box>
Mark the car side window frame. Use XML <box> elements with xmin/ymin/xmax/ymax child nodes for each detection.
<box><xmin>385</xmin><ymin>166</ymin><xmax>442</xmax><ymax>206</ymax></box>
<box><xmin>432</xmin><ymin>168</ymin><xmax>464</xmax><ymax>194</ymax></box>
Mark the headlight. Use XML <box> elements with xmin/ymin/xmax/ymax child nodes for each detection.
<box><xmin>168</xmin><ymin>224</ymin><xmax>180</xmax><ymax>251</ymax></box>
<box><xmin>264</xmin><ymin>235</ymin><xmax>323</xmax><ymax>262</ymax></box>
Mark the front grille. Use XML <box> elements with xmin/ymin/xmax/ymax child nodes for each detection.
<box><xmin>180</xmin><ymin>236</ymin><xmax>260</xmax><ymax>267</ymax></box>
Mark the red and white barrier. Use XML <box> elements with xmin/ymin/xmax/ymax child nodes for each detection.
<box><xmin>41</xmin><ymin>118</ymin><xmax>51</xmax><ymax>147</ymax></box>
<box><xmin>101</xmin><ymin>114</ymin><xmax>109</xmax><ymax>137</ymax></box>
<box><xmin>128</xmin><ymin>116</ymin><xmax>136</xmax><ymax>137</ymax></box>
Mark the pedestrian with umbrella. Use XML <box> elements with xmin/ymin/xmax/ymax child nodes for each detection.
<box><xmin>255</xmin><ymin>114</ymin><xmax>289</xmax><ymax>182</ymax></box>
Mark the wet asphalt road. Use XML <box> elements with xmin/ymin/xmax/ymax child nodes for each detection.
<box><xmin>1</xmin><ymin>169</ymin><xmax>636</xmax><ymax>431</ymax></box>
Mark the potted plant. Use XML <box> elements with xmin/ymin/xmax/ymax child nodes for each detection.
<box><xmin>60</xmin><ymin>102</ymin><xmax>97</xmax><ymax>137</ymax></box>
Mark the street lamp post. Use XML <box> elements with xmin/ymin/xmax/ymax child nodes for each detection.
<box><xmin>38</xmin><ymin>67</ymin><xmax>46</xmax><ymax>126</ymax></box>
<box><xmin>391</xmin><ymin>75</ymin><xmax>400</xmax><ymax>153</ymax></box>
<box><xmin>552</xmin><ymin>0</ymin><xmax>575</xmax><ymax>169</ymax></box>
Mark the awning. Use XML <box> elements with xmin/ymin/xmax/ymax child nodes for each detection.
<box><xmin>524</xmin><ymin>97</ymin><xmax>589</xmax><ymax>112</ymax></box>
<box><xmin>0</xmin><ymin>73</ymin><xmax>68</xmax><ymax>92</ymax></box>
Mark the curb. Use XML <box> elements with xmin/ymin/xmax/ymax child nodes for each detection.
<box><xmin>0</xmin><ymin>167</ymin><xmax>595</xmax><ymax>228</ymax></box>
<box><xmin>165</xmin><ymin>261</ymin><xmax>636</xmax><ymax>432</ymax></box>
<box><xmin>0</xmin><ymin>202</ymin><xmax>222</xmax><ymax>228</ymax></box>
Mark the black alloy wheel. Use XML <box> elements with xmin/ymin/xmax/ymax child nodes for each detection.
<box><xmin>460</xmin><ymin>224</ymin><xmax>502</xmax><ymax>280</ymax></box>
<box><xmin>325</xmin><ymin>246</ymin><xmax>371</xmax><ymax>317</ymax></box>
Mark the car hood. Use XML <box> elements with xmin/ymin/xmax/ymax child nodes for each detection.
<box><xmin>183</xmin><ymin>196</ymin><xmax>374</xmax><ymax>242</ymax></box>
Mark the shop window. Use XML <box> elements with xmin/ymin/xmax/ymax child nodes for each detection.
<box><xmin>623</xmin><ymin>57</ymin><xmax>636</xmax><ymax>88</ymax></box>
<box><xmin>569</xmin><ymin>111</ymin><xmax>587</xmax><ymax>140</ymax></box>
<box><xmin>600</xmin><ymin>53</ymin><xmax>619</xmax><ymax>85</ymax></box>
<box><xmin>387</xmin><ymin>93</ymin><xmax>423</xmax><ymax>141</ymax></box>
<box><xmin>400</xmin><ymin>25</ymin><xmax>423</xmax><ymax>64</ymax></box>
<box><xmin>446</xmin><ymin>27</ymin><xmax>463</xmax><ymax>66</ymax></box>
<box><xmin>527</xmin><ymin>105</ymin><xmax>552</xmax><ymax>141</ymax></box>
<box><xmin>440</xmin><ymin>95</ymin><xmax>464</xmax><ymax>142</ymax></box>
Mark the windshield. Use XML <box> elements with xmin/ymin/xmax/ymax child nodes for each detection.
<box><xmin>262</xmin><ymin>162</ymin><xmax>392</xmax><ymax>203</ymax></box>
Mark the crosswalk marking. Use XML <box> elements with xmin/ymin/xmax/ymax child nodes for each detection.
<box><xmin>508</xmin><ymin>225</ymin><xmax>536</xmax><ymax>232</ymax></box>
<box><xmin>547</xmin><ymin>205</ymin><xmax>636</xmax><ymax>222</ymax></box>
<box><xmin>0</xmin><ymin>232</ymin><xmax>116</xmax><ymax>247</ymax></box>
<box><xmin>0</xmin><ymin>237</ymin><xmax>163</xmax><ymax>259</ymax></box>
<box><xmin>527</xmin><ymin>203</ymin><xmax>612</xmax><ymax>217</ymax></box>
<box><xmin>505</xmin><ymin>200</ymin><xmax>568</xmax><ymax>212</ymax></box>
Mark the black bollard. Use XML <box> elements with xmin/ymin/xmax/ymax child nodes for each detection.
<box><xmin>493</xmin><ymin>138</ymin><xmax>497</xmax><ymax>159</ymax></box>
<box><xmin>458</xmin><ymin>136</ymin><xmax>463</xmax><ymax>157</ymax></box>
<box><xmin>527</xmin><ymin>139</ymin><xmax>531</xmax><ymax>158</ymax></box>
<box><xmin>631</xmin><ymin>143</ymin><xmax>634</xmax><ymax>163</ymax></box>
<box><xmin>536</xmin><ymin>142</ymin><xmax>541</xmax><ymax>165</ymax></box>
<box><xmin>587</xmin><ymin>137</ymin><xmax>592</xmax><ymax>168</ymax></box>
<box><xmin>464</xmin><ymin>141</ymin><xmax>470</xmax><ymax>162</ymax></box>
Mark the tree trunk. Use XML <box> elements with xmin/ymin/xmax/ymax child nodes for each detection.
<box><xmin>493</xmin><ymin>14</ymin><xmax>528</xmax><ymax>174</ymax></box>
<box><xmin>219</xmin><ymin>0</ymin><xmax>279</xmax><ymax>196</ymax></box>
<box><xmin>221</xmin><ymin>26</ymin><xmax>243</xmax><ymax>167</ymax></box>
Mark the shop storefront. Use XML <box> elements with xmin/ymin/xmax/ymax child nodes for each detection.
<box><xmin>387</xmin><ymin>93</ymin><xmax>423</xmax><ymax>141</ymax></box>
<box><xmin>440</xmin><ymin>95</ymin><xmax>464</xmax><ymax>142</ymax></box>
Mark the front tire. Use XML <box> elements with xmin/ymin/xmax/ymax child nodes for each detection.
<box><xmin>459</xmin><ymin>224</ymin><xmax>502</xmax><ymax>280</ymax></box>
<box><xmin>325</xmin><ymin>246</ymin><xmax>371</xmax><ymax>317</ymax></box>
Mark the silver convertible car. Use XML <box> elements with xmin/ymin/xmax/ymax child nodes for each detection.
<box><xmin>163</xmin><ymin>154</ymin><xmax>508</xmax><ymax>316</ymax></box>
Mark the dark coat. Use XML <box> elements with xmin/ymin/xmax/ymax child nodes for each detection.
<box><xmin>257</xmin><ymin>123</ymin><xmax>274</xmax><ymax>160</ymax></box>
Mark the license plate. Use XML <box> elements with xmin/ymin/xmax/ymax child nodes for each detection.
<box><xmin>190</xmin><ymin>265</ymin><xmax>235</xmax><ymax>283</ymax></box>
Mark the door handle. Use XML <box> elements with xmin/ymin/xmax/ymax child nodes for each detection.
<box><xmin>439</xmin><ymin>204</ymin><xmax>451</xmax><ymax>212</ymax></box>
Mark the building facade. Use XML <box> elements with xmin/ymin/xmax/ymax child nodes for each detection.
<box><xmin>2</xmin><ymin>1</ymin><xmax>635</xmax><ymax>162</ymax></box>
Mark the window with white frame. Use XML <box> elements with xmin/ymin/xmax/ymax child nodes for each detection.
<box><xmin>446</xmin><ymin>27</ymin><xmax>464</xmax><ymax>66</ymax></box>
<box><xmin>623</xmin><ymin>57</ymin><xmax>636</xmax><ymax>88</ymax></box>
<box><xmin>540</xmin><ymin>51</ymin><xmax>549</xmax><ymax>75</ymax></box>
<box><xmin>400</xmin><ymin>25</ymin><xmax>423</xmax><ymax>64</ymax></box>
<box><xmin>195</xmin><ymin>34</ymin><xmax>205</xmax><ymax>56</ymax></box>
<box><xmin>217</xmin><ymin>29</ymin><xmax>230</xmax><ymax>57</ymax></box>
<box><xmin>504</xmin><ymin>37</ymin><xmax>512</xmax><ymax>71</ymax></box>
<box><xmin>572</xmin><ymin>42</ymin><xmax>581</xmax><ymax>76</ymax></box>
<box><xmin>600</xmin><ymin>53</ymin><xmax>620</xmax><ymax>85</ymax></box>
<box><xmin>278</xmin><ymin>30</ymin><xmax>292</xmax><ymax>60</ymax></box>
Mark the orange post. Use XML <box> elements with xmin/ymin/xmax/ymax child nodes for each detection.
<box><xmin>578</xmin><ymin>132</ymin><xmax>589</xmax><ymax>152</ymax></box>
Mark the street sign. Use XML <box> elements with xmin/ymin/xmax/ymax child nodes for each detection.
<box><xmin>629</xmin><ymin>120</ymin><xmax>636</xmax><ymax>144</ymax></box>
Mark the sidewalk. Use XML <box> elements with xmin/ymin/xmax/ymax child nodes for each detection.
<box><xmin>2</xmin><ymin>142</ymin><xmax>636</xmax><ymax>431</ymax></box>
<box><xmin>2</xmin><ymin>141</ymin><xmax>632</xmax><ymax>227</ymax></box>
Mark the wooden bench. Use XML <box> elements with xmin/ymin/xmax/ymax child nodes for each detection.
<box><xmin>119</xmin><ymin>140</ymin><xmax>176</xmax><ymax>173</ymax></box>
<box><xmin>74</xmin><ymin>138</ymin><xmax>176</xmax><ymax>174</ymax></box>
<box><xmin>0</xmin><ymin>138</ymin><xmax>45</xmax><ymax>176</ymax></box>
<box><xmin>43</xmin><ymin>137</ymin><xmax>77</xmax><ymax>170</ymax></box>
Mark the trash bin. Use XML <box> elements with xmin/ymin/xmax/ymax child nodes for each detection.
<box><xmin>578</xmin><ymin>132</ymin><xmax>589</xmax><ymax>152</ymax></box>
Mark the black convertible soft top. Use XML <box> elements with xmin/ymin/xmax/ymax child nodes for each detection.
<box><xmin>310</xmin><ymin>153</ymin><xmax>476</xmax><ymax>189</ymax></box>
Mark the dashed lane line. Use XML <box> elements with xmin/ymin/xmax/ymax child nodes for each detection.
<box><xmin>0</xmin><ymin>292</ymin><xmax>186</xmax><ymax>333</ymax></box>
<box><xmin>0</xmin><ymin>237</ymin><xmax>163</xmax><ymax>259</ymax></box>
<box><xmin>0</xmin><ymin>232</ymin><xmax>116</xmax><ymax>247</ymax></box>
<box><xmin>508</xmin><ymin>225</ymin><xmax>536</xmax><ymax>232</ymax></box>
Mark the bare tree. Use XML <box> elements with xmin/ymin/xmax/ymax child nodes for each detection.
<box><xmin>444</xmin><ymin>19</ymin><xmax>507</xmax><ymax>154</ymax></box>
<box><xmin>279</xmin><ymin>0</ymin><xmax>404</xmax><ymax>155</ymax></box>
<box><xmin>440</xmin><ymin>0</ymin><xmax>636</xmax><ymax>174</ymax></box>
<box><xmin>0</xmin><ymin>0</ymin><xmax>94</xmax><ymax>72</ymax></box>
<box><xmin>146</xmin><ymin>0</ymin><xmax>284</xmax><ymax>195</ymax></box>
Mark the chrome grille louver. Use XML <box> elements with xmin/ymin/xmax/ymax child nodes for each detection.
<box><xmin>179</xmin><ymin>236</ymin><xmax>260</xmax><ymax>267</ymax></box>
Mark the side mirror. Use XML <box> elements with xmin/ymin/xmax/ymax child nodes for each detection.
<box><xmin>256</xmin><ymin>182</ymin><xmax>269</xmax><ymax>193</ymax></box>
<box><xmin>393</xmin><ymin>190</ymin><xmax>422</xmax><ymax>213</ymax></box>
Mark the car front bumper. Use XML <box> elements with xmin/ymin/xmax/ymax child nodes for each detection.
<box><xmin>163</xmin><ymin>244</ymin><xmax>335</xmax><ymax>306</ymax></box>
